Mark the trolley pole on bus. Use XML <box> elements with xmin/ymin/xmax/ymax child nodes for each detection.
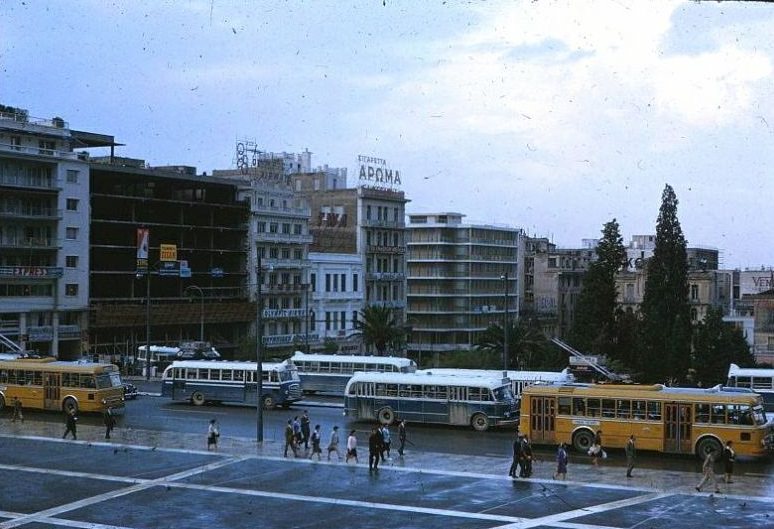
<box><xmin>501</xmin><ymin>272</ymin><xmax>509</xmax><ymax>373</ymax></box>
<box><xmin>256</xmin><ymin>253</ymin><xmax>264</xmax><ymax>444</ymax></box>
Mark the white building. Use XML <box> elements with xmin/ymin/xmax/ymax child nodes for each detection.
<box><xmin>0</xmin><ymin>106</ymin><xmax>103</xmax><ymax>357</ymax></box>
<box><xmin>308</xmin><ymin>252</ymin><xmax>364</xmax><ymax>352</ymax></box>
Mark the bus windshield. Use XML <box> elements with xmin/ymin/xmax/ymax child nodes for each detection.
<box><xmin>752</xmin><ymin>404</ymin><xmax>768</xmax><ymax>425</ymax></box>
<box><xmin>95</xmin><ymin>372</ymin><xmax>122</xmax><ymax>389</ymax></box>
<box><xmin>493</xmin><ymin>385</ymin><xmax>515</xmax><ymax>401</ymax></box>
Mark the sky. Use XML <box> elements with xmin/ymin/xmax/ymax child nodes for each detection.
<box><xmin>2</xmin><ymin>0</ymin><xmax>774</xmax><ymax>269</ymax></box>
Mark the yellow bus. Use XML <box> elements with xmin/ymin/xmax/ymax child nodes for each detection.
<box><xmin>0</xmin><ymin>358</ymin><xmax>125</xmax><ymax>414</ymax></box>
<box><xmin>520</xmin><ymin>383</ymin><xmax>774</xmax><ymax>458</ymax></box>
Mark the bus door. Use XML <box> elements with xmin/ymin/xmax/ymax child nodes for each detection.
<box><xmin>171</xmin><ymin>368</ymin><xmax>186</xmax><ymax>399</ymax></box>
<box><xmin>43</xmin><ymin>373</ymin><xmax>61</xmax><ymax>411</ymax></box>
<box><xmin>530</xmin><ymin>396</ymin><xmax>556</xmax><ymax>444</ymax></box>
<box><xmin>664</xmin><ymin>402</ymin><xmax>692</xmax><ymax>454</ymax></box>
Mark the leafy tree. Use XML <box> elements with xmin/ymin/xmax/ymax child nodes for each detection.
<box><xmin>322</xmin><ymin>338</ymin><xmax>339</xmax><ymax>354</ymax></box>
<box><xmin>612</xmin><ymin>307</ymin><xmax>641</xmax><ymax>377</ymax></box>
<box><xmin>475</xmin><ymin>318</ymin><xmax>555</xmax><ymax>370</ymax></box>
<box><xmin>692</xmin><ymin>307</ymin><xmax>755</xmax><ymax>387</ymax></box>
<box><xmin>356</xmin><ymin>305</ymin><xmax>400</xmax><ymax>355</ymax></box>
<box><xmin>569</xmin><ymin>219</ymin><xmax>626</xmax><ymax>357</ymax></box>
<box><xmin>639</xmin><ymin>184</ymin><xmax>692</xmax><ymax>383</ymax></box>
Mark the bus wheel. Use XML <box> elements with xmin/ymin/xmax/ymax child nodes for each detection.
<box><xmin>377</xmin><ymin>407</ymin><xmax>395</xmax><ymax>425</ymax></box>
<box><xmin>471</xmin><ymin>413</ymin><xmax>489</xmax><ymax>432</ymax></box>
<box><xmin>572</xmin><ymin>429</ymin><xmax>594</xmax><ymax>453</ymax></box>
<box><xmin>62</xmin><ymin>397</ymin><xmax>78</xmax><ymax>415</ymax></box>
<box><xmin>191</xmin><ymin>392</ymin><xmax>206</xmax><ymax>406</ymax></box>
<box><xmin>696</xmin><ymin>437</ymin><xmax>722</xmax><ymax>459</ymax></box>
<box><xmin>262</xmin><ymin>395</ymin><xmax>275</xmax><ymax>410</ymax></box>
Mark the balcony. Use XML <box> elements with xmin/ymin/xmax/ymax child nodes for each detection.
<box><xmin>370</xmin><ymin>300</ymin><xmax>406</xmax><ymax>309</ymax></box>
<box><xmin>0</xmin><ymin>266</ymin><xmax>63</xmax><ymax>279</ymax></box>
<box><xmin>263</xmin><ymin>258</ymin><xmax>308</xmax><ymax>269</ymax></box>
<box><xmin>365</xmin><ymin>272</ymin><xmax>405</xmax><ymax>281</ymax></box>
<box><xmin>362</xmin><ymin>219</ymin><xmax>403</xmax><ymax>229</ymax></box>
<box><xmin>366</xmin><ymin>245</ymin><xmax>405</xmax><ymax>254</ymax></box>
<box><xmin>0</xmin><ymin>173</ymin><xmax>59</xmax><ymax>191</ymax></box>
<box><xmin>0</xmin><ymin>205</ymin><xmax>61</xmax><ymax>220</ymax></box>
<box><xmin>262</xmin><ymin>308</ymin><xmax>307</xmax><ymax>319</ymax></box>
<box><xmin>256</xmin><ymin>232</ymin><xmax>313</xmax><ymax>244</ymax></box>
<box><xmin>253</xmin><ymin>204</ymin><xmax>311</xmax><ymax>217</ymax></box>
<box><xmin>0</xmin><ymin>238</ymin><xmax>59</xmax><ymax>250</ymax></box>
<box><xmin>0</xmin><ymin>141</ymin><xmax>78</xmax><ymax>160</ymax></box>
<box><xmin>264</xmin><ymin>283</ymin><xmax>309</xmax><ymax>294</ymax></box>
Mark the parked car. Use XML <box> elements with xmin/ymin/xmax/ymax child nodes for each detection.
<box><xmin>123</xmin><ymin>382</ymin><xmax>139</xmax><ymax>400</ymax></box>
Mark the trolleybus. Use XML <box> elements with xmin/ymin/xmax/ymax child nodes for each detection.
<box><xmin>726</xmin><ymin>363</ymin><xmax>774</xmax><ymax>412</ymax></box>
<box><xmin>161</xmin><ymin>359</ymin><xmax>303</xmax><ymax>409</ymax></box>
<box><xmin>520</xmin><ymin>382</ymin><xmax>773</xmax><ymax>458</ymax></box>
<box><xmin>0</xmin><ymin>357</ymin><xmax>125</xmax><ymax>414</ymax></box>
<box><xmin>290</xmin><ymin>351</ymin><xmax>417</xmax><ymax>394</ymax></box>
<box><xmin>344</xmin><ymin>371</ymin><xmax>518</xmax><ymax>431</ymax></box>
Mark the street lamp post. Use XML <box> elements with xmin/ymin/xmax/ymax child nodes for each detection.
<box><xmin>305</xmin><ymin>281</ymin><xmax>310</xmax><ymax>353</ymax></box>
<box><xmin>256</xmin><ymin>253</ymin><xmax>264</xmax><ymax>444</ymax></box>
<box><xmin>501</xmin><ymin>272</ymin><xmax>509</xmax><ymax>373</ymax></box>
<box><xmin>145</xmin><ymin>269</ymin><xmax>151</xmax><ymax>381</ymax></box>
<box><xmin>184</xmin><ymin>285</ymin><xmax>205</xmax><ymax>341</ymax></box>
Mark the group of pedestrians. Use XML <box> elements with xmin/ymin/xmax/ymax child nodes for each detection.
<box><xmin>696</xmin><ymin>440</ymin><xmax>736</xmax><ymax>493</ymax></box>
<box><xmin>508</xmin><ymin>432</ymin><xmax>534</xmax><ymax>478</ymax></box>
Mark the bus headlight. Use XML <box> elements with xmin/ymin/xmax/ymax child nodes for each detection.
<box><xmin>101</xmin><ymin>398</ymin><xmax>106</xmax><ymax>404</ymax></box>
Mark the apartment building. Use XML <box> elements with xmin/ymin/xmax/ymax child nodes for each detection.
<box><xmin>0</xmin><ymin>106</ymin><xmax>99</xmax><ymax>358</ymax></box>
<box><xmin>405</xmin><ymin>213</ymin><xmax>522</xmax><ymax>356</ymax></box>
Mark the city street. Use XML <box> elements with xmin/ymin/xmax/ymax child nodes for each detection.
<box><xmin>0</xmin><ymin>390</ymin><xmax>772</xmax><ymax>529</ymax></box>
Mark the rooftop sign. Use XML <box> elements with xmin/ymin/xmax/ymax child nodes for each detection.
<box><xmin>357</xmin><ymin>155</ymin><xmax>401</xmax><ymax>191</ymax></box>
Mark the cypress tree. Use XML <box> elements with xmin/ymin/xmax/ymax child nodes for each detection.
<box><xmin>639</xmin><ymin>184</ymin><xmax>692</xmax><ymax>383</ymax></box>
<box><xmin>569</xmin><ymin>219</ymin><xmax>626</xmax><ymax>357</ymax></box>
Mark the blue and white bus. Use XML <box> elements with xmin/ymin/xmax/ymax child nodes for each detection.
<box><xmin>417</xmin><ymin>368</ymin><xmax>574</xmax><ymax>400</ymax></box>
<box><xmin>161</xmin><ymin>360</ymin><xmax>303</xmax><ymax>409</ymax></box>
<box><xmin>727</xmin><ymin>363</ymin><xmax>774</xmax><ymax>412</ymax></box>
<box><xmin>290</xmin><ymin>351</ymin><xmax>417</xmax><ymax>394</ymax></box>
<box><xmin>343</xmin><ymin>371</ymin><xmax>518</xmax><ymax>431</ymax></box>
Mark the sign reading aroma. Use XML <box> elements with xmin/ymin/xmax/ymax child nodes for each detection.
<box><xmin>357</xmin><ymin>155</ymin><xmax>401</xmax><ymax>191</ymax></box>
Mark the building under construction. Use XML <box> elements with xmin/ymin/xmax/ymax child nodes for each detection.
<box><xmin>88</xmin><ymin>158</ymin><xmax>252</xmax><ymax>366</ymax></box>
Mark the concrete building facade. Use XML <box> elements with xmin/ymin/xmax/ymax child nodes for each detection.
<box><xmin>0</xmin><ymin>106</ymin><xmax>97</xmax><ymax>358</ymax></box>
<box><xmin>406</xmin><ymin>213</ymin><xmax>522</xmax><ymax>356</ymax></box>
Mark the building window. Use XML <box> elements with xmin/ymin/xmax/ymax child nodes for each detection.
<box><xmin>690</xmin><ymin>284</ymin><xmax>699</xmax><ymax>300</ymax></box>
<box><xmin>333</xmin><ymin>274</ymin><xmax>339</xmax><ymax>292</ymax></box>
<box><xmin>352</xmin><ymin>311</ymin><xmax>358</xmax><ymax>327</ymax></box>
<box><xmin>269</xmin><ymin>223</ymin><xmax>278</xmax><ymax>233</ymax></box>
<box><xmin>66</xmin><ymin>170</ymin><xmax>79</xmax><ymax>183</ymax></box>
<box><xmin>282</xmin><ymin>223</ymin><xmax>291</xmax><ymax>234</ymax></box>
<box><xmin>257</xmin><ymin>222</ymin><xmax>266</xmax><ymax>233</ymax></box>
<box><xmin>393</xmin><ymin>207</ymin><xmax>399</xmax><ymax>221</ymax></box>
<box><xmin>293</xmin><ymin>224</ymin><xmax>302</xmax><ymax>235</ymax></box>
<box><xmin>281</xmin><ymin>248</ymin><xmax>290</xmax><ymax>259</ymax></box>
<box><xmin>325</xmin><ymin>274</ymin><xmax>331</xmax><ymax>292</ymax></box>
<box><xmin>325</xmin><ymin>312</ymin><xmax>331</xmax><ymax>331</ymax></box>
<box><xmin>341</xmin><ymin>311</ymin><xmax>346</xmax><ymax>330</ymax></box>
<box><xmin>65</xmin><ymin>256</ymin><xmax>78</xmax><ymax>268</ymax></box>
<box><xmin>341</xmin><ymin>274</ymin><xmax>346</xmax><ymax>292</ymax></box>
<box><xmin>310</xmin><ymin>273</ymin><xmax>316</xmax><ymax>291</ymax></box>
<box><xmin>10</xmin><ymin>136</ymin><xmax>21</xmax><ymax>150</ymax></box>
<box><xmin>38</xmin><ymin>140</ymin><xmax>55</xmax><ymax>155</ymax></box>
<box><xmin>353</xmin><ymin>274</ymin><xmax>359</xmax><ymax>292</ymax></box>
<box><xmin>366</xmin><ymin>205</ymin><xmax>372</xmax><ymax>220</ymax></box>
<box><xmin>66</xmin><ymin>198</ymin><xmax>78</xmax><ymax>211</ymax></box>
<box><xmin>65</xmin><ymin>227</ymin><xmax>78</xmax><ymax>240</ymax></box>
<box><xmin>65</xmin><ymin>284</ymin><xmax>79</xmax><ymax>296</ymax></box>
<box><xmin>293</xmin><ymin>249</ymin><xmax>302</xmax><ymax>260</ymax></box>
<box><xmin>269</xmin><ymin>247</ymin><xmax>279</xmax><ymax>258</ymax></box>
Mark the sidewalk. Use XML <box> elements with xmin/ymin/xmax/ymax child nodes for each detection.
<box><xmin>3</xmin><ymin>416</ymin><xmax>772</xmax><ymax>501</ymax></box>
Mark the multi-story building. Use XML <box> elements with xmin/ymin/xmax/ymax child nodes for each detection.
<box><xmin>405</xmin><ymin>213</ymin><xmax>522</xmax><ymax>357</ymax></box>
<box><xmin>214</xmin><ymin>154</ymin><xmax>314</xmax><ymax>354</ymax></box>
<box><xmin>293</xmin><ymin>167</ymin><xmax>408</xmax><ymax>353</ymax></box>
<box><xmin>522</xmin><ymin>236</ymin><xmax>558</xmax><ymax>335</ymax></box>
<box><xmin>0</xmin><ymin>106</ymin><xmax>99</xmax><ymax>358</ymax></box>
<box><xmin>89</xmin><ymin>158</ymin><xmax>251</xmax><ymax>364</ymax></box>
<box><xmin>308</xmin><ymin>252</ymin><xmax>363</xmax><ymax>352</ymax></box>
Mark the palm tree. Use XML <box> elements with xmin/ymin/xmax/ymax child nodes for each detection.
<box><xmin>356</xmin><ymin>305</ymin><xmax>401</xmax><ymax>355</ymax></box>
<box><xmin>475</xmin><ymin>319</ymin><xmax>549</xmax><ymax>370</ymax></box>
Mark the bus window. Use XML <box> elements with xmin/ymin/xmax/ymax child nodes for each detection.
<box><xmin>632</xmin><ymin>400</ymin><xmax>647</xmax><ymax>419</ymax></box>
<box><xmin>734</xmin><ymin>376</ymin><xmax>751</xmax><ymax>388</ymax></box>
<box><xmin>753</xmin><ymin>377</ymin><xmax>773</xmax><ymax>390</ymax></box>
<box><xmin>696</xmin><ymin>403</ymin><xmax>710</xmax><ymax>423</ymax></box>
<box><xmin>221</xmin><ymin>370</ymin><xmax>232</xmax><ymax>381</ymax></box>
<box><xmin>187</xmin><ymin>369</ymin><xmax>196</xmax><ymax>380</ymax></box>
<box><xmin>376</xmin><ymin>383</ymin><xmax>388</xmax><ymax>396</ymax></box>
<box><xmin>210</xmin><ymin>370</ymin><xmax>221</xmax><ymax>381</ymax></box>
<box><xmin>615</xmin><ymin>399</ymin><xmax>631</xmax><ymax>419</ymax></box>
<box><xmin>399</xmin><ymin>384</ymin><xmax>411</xmax><ymax>397</ymax></box>
<box><xmin>602</xmin><ymin>399</ymin><xmax>615</xmax><ymax>418</ymax></box>
<box><xmin>711</xmin><ymin>404</ymin><xmax>726</xmax><ymax>424</ymax></box>
<box><xmin>386</xmin><ymin>383</ymin><xmax>398</xmax><ymax>396</ymax></box>
<box><xmin>234</xmin><ymin>370</ymin><xmax>244</xmax><ymax>382</ymax></box>
<box><xmin>558</xmin><ymin>397</ymin><xmax>571</xmax><ymax>415</ymax></box>
<box><xmin>647</xmin><ymin>401</ymin><xmax>661</xmax><ymax>420</ymax></box>
<box><xmin>199</xmin><ymin>369</ymin><xmax>210</xmax><ymax>380</ymax></box>
<box><xmin>587</xmin><ymin>398</ymin><xmax>601</xmax><ymax>417</ymax></box>
<box><xmin>81</xmin><ymin>375</ymin><xmax>96</xmax><ymax>388</ymax></box>
<box><xmin>572</xmin><ymin>397</ymin><xmax>585</xmax><ymax>416</ymax></box>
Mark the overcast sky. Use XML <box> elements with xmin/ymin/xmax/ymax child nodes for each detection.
<box><xmin>3</xmin><ymin>1</ymin><xmax>773</xmax><ymax>269</ymax></box>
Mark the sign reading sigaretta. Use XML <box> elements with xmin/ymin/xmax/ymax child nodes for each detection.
<box><xmin>357</xmin><ymin>155</ymin><xmax>402</xmax><ymax>191</ymax></box>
